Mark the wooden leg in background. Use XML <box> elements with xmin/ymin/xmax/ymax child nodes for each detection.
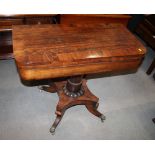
<box><xmin>153</xmin><ymin>73</ymin><xmax>155</xmax><ymax>80</ymax></box>
<box><xmin>146</xmin><ymin>58</ymin><xmax>155</xmax><ymax>75</ymax></box>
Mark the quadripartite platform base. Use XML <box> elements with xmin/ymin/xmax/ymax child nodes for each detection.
<box><xmin>39</xmin><ymin>76</ymin><xmax>105</xmax><ymax>135</ymax></box>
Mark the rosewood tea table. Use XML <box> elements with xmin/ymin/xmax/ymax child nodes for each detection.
<box><xmin>13</xmin><ymin>24</ymin><xmax>146</xmax><ymax>134</ymax></box>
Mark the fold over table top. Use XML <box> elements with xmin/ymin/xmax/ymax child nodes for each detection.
<box><xmin>13</xmin><ymin>24</ymin><xmax>146</xmax><ymax>80</ymax></box>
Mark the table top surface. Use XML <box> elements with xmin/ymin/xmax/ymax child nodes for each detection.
<box><xmin>13</xmin><ymin>24</ymin><xmax>146</xmax><ymax>80</ymax></box>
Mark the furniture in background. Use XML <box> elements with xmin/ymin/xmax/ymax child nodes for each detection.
<box><xmin>0</xmin><ymin>14</ymin><xmax>56</xmax><ymax>59</ymax></box>
<box><xmin>13</xmin><ymin>24</ymin><xmax>146</xmax><ymax>134</ymax></box>
<box><xmin>59</xmin><ymin>14</ymin><xmax>131</xmax><ymax>26</ymax></box>
<box><xmin>127</xmin><ymin>14</ymin><xmax>145</xmax><ymax>32</ymax></box>
<box><xmin>135</xmin><ymin>15</ymin><xmax>155</xmax><ymax>79</ymax></box>
<box><xmin>0</xmin><ymin>14</ymin><xmax>131</xmax><ymax>60</ymax></box>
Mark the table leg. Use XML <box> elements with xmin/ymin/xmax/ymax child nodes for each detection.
<box><xmin>39</xmin><ymin>75</ymin><xmax>105</xmax><ymax>134</ymax></box>
<box><xmin>85</xmin><ymin>103</ymin><xmax>106</xmax><ymax>122</ymax></box>
<box><xmin>50</xmin><ymin>114</ymin><xmax>64</xmax><ymax>135</ymax></box>
<box><xmin>38</xmin><ymin>84</ymin><xmax>57</xmax><ymax>93</ymax></box>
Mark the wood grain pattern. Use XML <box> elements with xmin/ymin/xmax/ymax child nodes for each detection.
<box><xmin>13</xmin><ymin>24</ymin><xmax>146</xmax><ymax>80</ymax></box>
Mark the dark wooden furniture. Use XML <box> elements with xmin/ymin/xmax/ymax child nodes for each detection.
<box><xmin>0</xmin><ymin>14</ymin><xmax>131</xmax><ymax>60</ymax></box>
<box><xmin>135</xmin><ymin>15</ymin><xmax>155</xmax><ymax>76</ymax></box>
<box><xmin>60</xmin><ymin>14</ymin><xmax>131</xmax><ymax>26</ymax></box>
<box><xmin>13</xmin><ymin>24</ymin><xmax>146</xmax><ymax>134</ymax></box>
<box><xmin>0</xmin><ymin>14</ymin><xmax>56</xmax><ymax>59</ymax></box>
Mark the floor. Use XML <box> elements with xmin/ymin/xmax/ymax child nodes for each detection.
<box><xmin>0</xmin><ymin>47</ymin><xmax>155</xmax><ymax>140</ymax></box>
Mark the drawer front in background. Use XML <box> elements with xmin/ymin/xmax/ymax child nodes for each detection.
<box><xmin>25</xmin><ymin>17</ymin><xmax>53</xmax><ymax>25</ymax></box>
<box><xmin>0</xmin><ymin>18</ymin><xmax>24</xmax><ymax>29</ymax></box>
<box><xmin>60</xmin><ymin>15</ymin><xmax>130</xmax><ymax>26</ymax></box>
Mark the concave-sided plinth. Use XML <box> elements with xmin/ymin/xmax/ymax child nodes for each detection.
<box><xmin>39</xmin><ymin>75</ymin><xmax>105</xmax><ymax>135</ymax></box>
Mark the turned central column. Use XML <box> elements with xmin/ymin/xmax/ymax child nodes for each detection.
<box><xmin>64</xmin><ymin>75</ymin><xmax>84</xmax><ymax>97</ymax></box>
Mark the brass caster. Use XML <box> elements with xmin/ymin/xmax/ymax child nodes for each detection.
<box><xmin>50</xmin><ymin>126</ymin><xmax>55</xmax><ymax>135</ymax></box>
<box><xmin>100</xmin><ymin>114</ymin><xmax>106</xmax><ymax>122</ymax></box>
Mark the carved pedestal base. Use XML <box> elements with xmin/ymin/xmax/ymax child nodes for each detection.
<box><xmin>39</xmin><ymin>77</ymin><xmax>105</xmax><ymax>135</ymax></box>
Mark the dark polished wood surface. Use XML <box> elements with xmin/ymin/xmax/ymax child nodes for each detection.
<box><xmin>60</xmin><ymin>14</ymin><xmax>131</xmax><ymax>26</ymax></box>
<box><xmin>13</xmin><ymin>24</ymin><xmax>146</xmax><ymax>80</ymax></box>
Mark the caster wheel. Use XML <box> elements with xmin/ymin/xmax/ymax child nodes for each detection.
<box><xmin>50</xmin><ymin>127</ymin><xmax>55</xmax><ymax>135</ymax></box>
<box><xmin>100</xmin><ymin>114</ymin><xmax>106</xmax><ymax>122</ymax></box>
